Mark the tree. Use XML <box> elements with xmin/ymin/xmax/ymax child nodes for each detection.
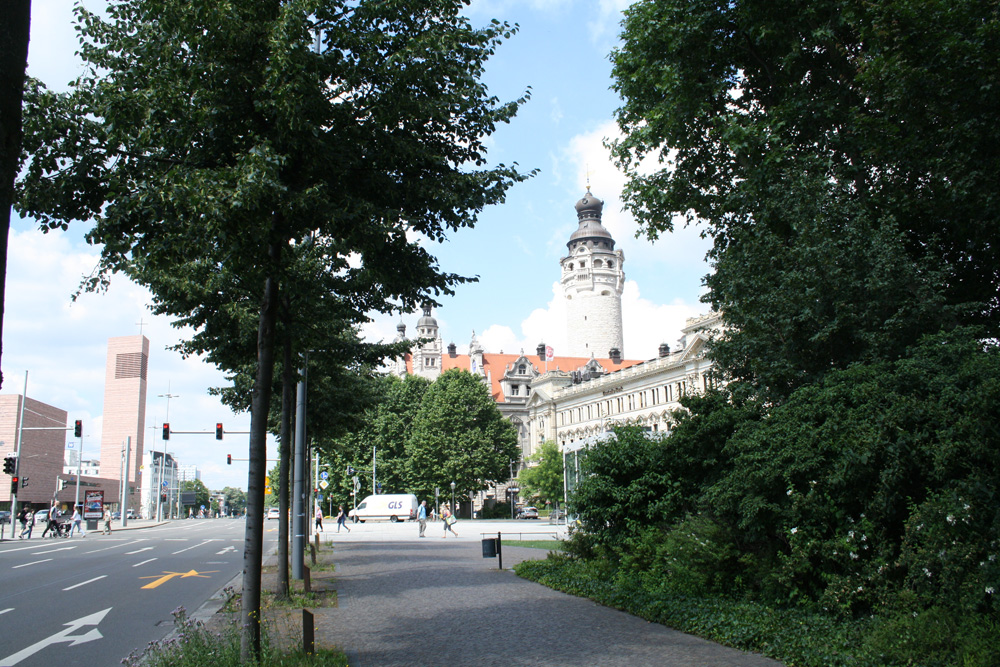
<box><xmin>16</xmin><ymin>0</ymin><xmax>531</xmax><ymax>657</ymax></box>
<box><xmin>222</xmin><ymin>486</ymin><xmax>247</xmax><ymax>515</ymax></box>
<box><xmin>517</xmin><ymin>440</ymin><xmax>564</xmax><ymax>508</ymax></box>
<box><xmin>610</xmin><ymin>0</ymin><xmax>1000</xmax><ymax>403</ymax></box>
<box><xmin>180</xmin><ymin>479</ymin><xmax>211</xmax><ymax>514</ymax></box>
<box><xmin>0</xmin><ymin>0</ymin><xmax>31</xmax><ymax>392</ymax></box>
<box><xmin>407</xmin><ymin>369</ymin><xmax>519</xmax><ymax>504</ymax></box>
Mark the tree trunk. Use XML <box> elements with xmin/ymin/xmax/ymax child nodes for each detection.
<box><xmin>240</xmin><ymin>242</ymin><xmax>282</xmax><ymax>661</ymax></box>
<box><xmin>276</xmin><ymin>330</ymin><xmax>293</xmax><ymax>600</ymax></box>
<box><xmin>0</xmin><ymin>0</ymin><xmax>32</xmax><ymax>391</ymax></box>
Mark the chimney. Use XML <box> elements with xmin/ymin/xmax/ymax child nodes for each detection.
<box><xmin>536</xmin><ymin>343</ymin><xmax>546</xmax><ymax>361</ymax></box>
<box><xmin>609</xmin><ymin>347</ymin><xmax>622</xmax><ymax>364</ymax></box>
<box><xmin>448</xmin><ymin>342</ymin><xmax>457</xmax><ymax>358</ymax></box>
<box><xmin>658</xmin><ymin>343</ymin><xmax>671</xmax><ymax>358</ymax></box>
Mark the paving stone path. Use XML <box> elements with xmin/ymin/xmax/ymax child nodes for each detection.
<box><xmin>314</xmin><ymin>537</ymin><xmax>783</xmax><ymax>667</ymax></box>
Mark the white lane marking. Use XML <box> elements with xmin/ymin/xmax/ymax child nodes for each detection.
<box><xmin>0</xmin><ymin>544</ymin><xmax>60</xmax><ymax>554</ymax></box>
<box><xmin>0</xmin><ymin>608</ymin><xmax>13</xmax><ymax>616</ymax></box>
<box><xmin>63</xmin><ymin>576</ymin><xmax>107</xmax><ymax>591</ymax></box>
<box><xmin>216</xmin><ymin>546</ymin><xmax>237</xmax><ymax>555</ymax></box>
<box><xmin>171</xmin><ymin>540</ymin><xmax>213</xmax><ymax>555</ymax></box>
<box><xmin>0</xmin><ymin>606</ymin><xmax>111</xmax><ymax>666</ymax></box>
<box><xmin>84</xmin><ymin>540</ymin><xmax>145</xmax><ymax>554</ymax></box>
<box><xmin>12</xmin><ymin>559</ymin><xmax>52</xmax><ymax>569</ymax></box>
<box><xmin>164</xmin><ymin>539</ymin><xmax>187</xmax><ymax>542</ymax></box>
<box><xmin>125</xmin><ymin>547</ymin><xmax>153</xmax><ymax>555</ymax></box>
<box><xmin>30</xmin><ymin>546</ymin><xmax>77</xmax><ymax>555</ymax></box>
<box><xmin>132</xmin><ymin>558</ymin><xmax>157</xmax><ymax>568</ymax></box>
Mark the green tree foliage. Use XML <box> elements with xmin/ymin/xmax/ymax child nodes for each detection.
<box><xmin>517</xmin><ymin>440</ymin><xmax>564</xmax><ymax>507</ymax></box>
<box><xmin>610</xmin><ymin>0</ymin><xmax>1000</xmax><ymax>403</ymax></box>
<box><xmin>407</xmin><ymin>369</ymin><xmax>519</xmax><ymax>502</ymax></box>
<box><xmin>221</xmin><ymin>487</ymin><xmax>247</xmax><ymax>515</ymax></box>
<box><xmin>339</xmin><ymin>374</ymin><xmax>431</xmax><ymax>497</ymax></box>
<box><xmin>180</xmin><ymin>479</ymin><xmax>211</xmax><ymax>513</ymax></box>
<box><xmin>16</xmin><ymin>1</ymin><xmax>531</xmax><ymax>657</ymax></box>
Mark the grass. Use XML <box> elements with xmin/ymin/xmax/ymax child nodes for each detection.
<box><xmin>501</xmin><ymin>539</ymin><xmax>565</xmax><ymax>550</ymax></box>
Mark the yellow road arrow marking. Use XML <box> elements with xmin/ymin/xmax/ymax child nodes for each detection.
<box><xmin>139</xmin><ymin>569</ymin><xmax>220</xmax><ymax>589</ymax></box>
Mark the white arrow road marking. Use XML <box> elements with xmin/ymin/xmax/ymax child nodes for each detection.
<box><xmin>63</xmin><ymin>576</ymin><xmax>107</xmax><ymax>591</ymax></box>
<box><xmin>125</xmin><ymin>547</ymin><xmax>153</xmax><ymax>555</ymax></box>
<box><xmin>216</xmin><ymin>546</ymin><xmax>237</xmax><ymax>555</ymax></box>
<box><xmin>0</xmin><ymin>607</ymin><xmax>111</xmax><ymax>666</ymax></box>
<box><xmin>13</xmin><ymin>559</ymin><xmax>52</xmax><ymax>569</ymax></box>
<box><xmin>30</xmin><ymin>546</ymin><xmax>77</xmax><ymax>555</ymax></box>
<box><xmin>132</xmin><ymin>558</ymin><xmax>157</xmax><ymax>568</ymax></box>
<box><xmin>0</xmin><ymin>609</ymin><xmax>13</xmax><ymax>616</ymax></box>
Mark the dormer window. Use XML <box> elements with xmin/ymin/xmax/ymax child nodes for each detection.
<box><xmin>517</xmin><ymin>364</ymin><xmax>526</xmax><ymax>374</ymax></box>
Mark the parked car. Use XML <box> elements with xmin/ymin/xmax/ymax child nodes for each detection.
<box><xmin>112</xmin><ymin>511</ymin><xmax>121</xmax><ymax>520</ymax></box>
<box><xmin>267</xmin><ymin>507</ymin><xmax>280</xmax><ymax>520</ymax></box>
<box><xmin>549</xmin><ymin>508</ymin><xmax>566</xmax><ymax>524</ymax></box>
<box><xmin>516</xmin><ymin>506</ymin><xmax>539</xmax><ymax>520</ymax></box>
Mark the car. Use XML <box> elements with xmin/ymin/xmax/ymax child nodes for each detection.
<box><xmin>112</xmin><ymin>511</ymin><xmax>121</xmax><ymax>520</ymax></box>
<box><xmin>549</xmin><ymin>508</ymin><xmax>566</xmax><ymax>523</ymax></box>
<box><xmin>516</xmin><ymin>506</ymin><xmax>539</xmax><ymax>520</ymax></box>
<box><xmin>0</xmin><ymin>511</ymin><xmax>10</xmax><ymax>524</ymax></box>
<box><xmin>267</xmin><ymin>507</ymin><xmax>280</xmax><ymax>520</ymax></box>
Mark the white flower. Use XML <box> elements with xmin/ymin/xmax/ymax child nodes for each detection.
<box><xmin>850</xmin><ymin>552</ymin><xmax>859</xmax><ymax>560</ymax></box>
<box><xmin>848</xmin><ymin>530</ymin><xmax>855</xmax><ymax>539</ymax></box>
<box><xmin>923</xmin><ymin>568</ymin><xmax>933</xmax><ymax>578</ymax></box>
<box><xmin>987</xmin><ymin>587</ymin><xmax>996</xmax><ymax>595</ymax></box>
<box><xmin>790</xmin><ymin>527</ymin><xmax>798</xmax><ymax>535</ymax></box>
<box><xmin>787</xmin><ymin>488</ymin><xmax>794</xmax><ymax>496</ymax></box>
<box><xmin>946</xmin><ymin>514</ymin><xmax>956</xmax><ymax>525</ymax></box>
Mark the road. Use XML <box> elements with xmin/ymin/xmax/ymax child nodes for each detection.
<box><xmin>0</xmin><ymin>518</ymin><xmax>266</xmax><ymax>667</ymax></box>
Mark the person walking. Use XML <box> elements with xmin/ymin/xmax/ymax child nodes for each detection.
<box><xmin>16</xmin><ymin>507</ymin><xmax>28</xmax><ymax>539</ymax></box>
<box><xmin>69</xmin><ymin>506</ymin><xmax>86</xmax><ymax>537</ymax></box>
<box><xmin>103</xmin><ymin>508</ymin><xmax>112</xmax><ymax>535</ymax></box>
<box><xmin>417</xmin><ymin>500</ymin><xmax>427</xmax><ymax>537</ymax></box>
<box><xmin>315</xmin><ymin>506</ymin><xmax>324</xmax><ymax>533</ymax></box>
<box><xmin>442</xmin><ymin>508</ymin><xmax>458</xmax><ymax>538</ymax></box>
<box><xmin>336</xmin><ymin>505</ymin><xmax>350</xmax><ymax>533</ymax></box>
<box><xmin>41</xmin><ymin>504</ymin><xmax>59</xmax><ymax>538</ymax></box>
<box><xmin>21</xmin><ymin>508</ymin><xmax>34</xmax><ymax>539</ymax></box>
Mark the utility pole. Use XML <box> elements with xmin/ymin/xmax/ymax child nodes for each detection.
<box><xmin>292</xmin><ymin>355</ymin><xmax>308</xmax><ymax>580</ymax></box>
<box><xmin>156</xmin><ymin>387</ymin><xmax>179</xmax><ymax>522</ymax></box>
<box><xmin>7</xmin><ymin>371</ymin><xmax>27</xmax><ymax>540</ymax></box>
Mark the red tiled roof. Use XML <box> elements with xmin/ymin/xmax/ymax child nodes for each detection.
<box><xmin>404</xmin><ymin>352</ymin><xmax>644</xmax><ymax>401</ymax></box>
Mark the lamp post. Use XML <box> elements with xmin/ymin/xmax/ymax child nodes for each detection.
<box><xmin>450</xmin><ymin>481</ymin><xmax>456</xmax><ymax>517</ymax></box>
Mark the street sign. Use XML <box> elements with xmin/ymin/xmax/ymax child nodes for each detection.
<box><xmin>319</xmin><ymin>480</ymin><xmax>329</xmax><ymax>490</ymax></box>
<box><xmin>317</xmin><ymin>494</ymin><xmax>323</xmax><ymax>501</ymax></box>
<box><xmin>320</xmin><ymin>471</ymin><xmax>329</xmax><ymax>481</ymax></box>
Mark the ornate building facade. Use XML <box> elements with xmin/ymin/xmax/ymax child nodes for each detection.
<box><xmin>391</xmin><ymin>190</ymin><xmax>720</xmax><ymax>467</ymax></box>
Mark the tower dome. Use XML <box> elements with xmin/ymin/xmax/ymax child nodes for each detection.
<box><xmin>560</xmin><ymin>188</ymin><xmax>625</xmax><ymax>358</ymax></box>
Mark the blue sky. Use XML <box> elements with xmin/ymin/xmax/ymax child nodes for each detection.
<box><xmin>4</xmin><ymin>0</ymin><xmax>712</xmax><ymax>491</ymax></box>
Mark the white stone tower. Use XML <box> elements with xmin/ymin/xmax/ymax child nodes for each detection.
<box><xmin>412</xmin><ymin>302</ymin><xmax>443</xmax><ymax>381</ymax></box>
<box><xmin>560</xmin><ymin>188</ymin><xmax>625</xmax><ymax>358</ymax></box>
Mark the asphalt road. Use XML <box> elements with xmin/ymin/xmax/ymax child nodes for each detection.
<box><xmin>0</xmin><ymin>518</ymin><xmax>266</xmax><ymax>667</ymax></box>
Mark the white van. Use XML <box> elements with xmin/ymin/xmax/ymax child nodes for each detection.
<box><xmin>348</xmin><ymin>494</ymin><xmax>418</xmax><ymax>523</ymax></box>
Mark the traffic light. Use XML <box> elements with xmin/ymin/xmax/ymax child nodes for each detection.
<box><xmin>216</xmin><ymin>423</ymin><xmax>223</xmax><ymax>440</ymax></box>
<box><xmin>74</xmin><ymin>420</ymin><xmax>83</xmax><ymax>437</ymax></box>
<box><xmin>347</xmin><ymin>465</ymin><xmax>355</xmax><ymax>475</ymax></box>
<box><xmin>161</xmin><ymin>493</ymin><xmax>167</xmax><ymax>502</ymax></box>
<box><xmin>162</xmin><ymin>423</ymin><xmax>170</xmax><ymax>440</ymax></box>
<box><xmin>3</xmin><ymin>455</ymin><xmax>15</xmax><ymax>475</ymax></box>
<box><xmin>10</xmin><ymin>476</ymin><xmax>18</xmax><ymax>493</ymax></box>
<box><xmin>227</xmin><ymin>454</ymin><xmax>232</xmax><ymax>465</ymax></box>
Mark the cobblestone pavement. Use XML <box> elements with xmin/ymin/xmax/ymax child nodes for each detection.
<box><xmin>308</xmin><ymin>527</ymin><xmax>783</xmax><ymax>667</ymax></box>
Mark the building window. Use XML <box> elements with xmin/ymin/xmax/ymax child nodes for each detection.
<box><xmin>607</xmin><ymin>260</ymin><xmax>614</xmax><ymax>268</ymax></box>
<box><xmin>510</xmin><ymin>384</ymin><xmax>519</xmax><ymax>396</ymax></box>
<box><xmin>594</xmin><ymin>259</ymin><xmax>602</xmax><ymax>268</ymax></box>
<box><xmin>518</xmin><ymin>364</ymin><xmax>526</xmax><ymax>374</ymax></box>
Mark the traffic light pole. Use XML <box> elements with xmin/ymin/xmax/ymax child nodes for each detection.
<box><xmin>292</xmin><ymin>357</ymin><xmax>308</xmax><ymax>580</ymax></box>
<box><xmin>6</xmin><ymin>372</ymin><xmax>28</xmax><ymax>540</ymax></box>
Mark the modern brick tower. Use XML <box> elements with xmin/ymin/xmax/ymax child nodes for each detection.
<box><xmin>98</xmin><ymin>335</ymin><xmax>149</xmax><ymax>509</ymax></box>
<box><xmin>560</xmin><ymin>188</ymin><xmax>626</xmax><ymax>358</ymax></box>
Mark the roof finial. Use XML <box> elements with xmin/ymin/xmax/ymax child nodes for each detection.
<box><xmin>586</xmin><ymin>164</ymin><xmax>592</xmax><ymax>193</ymax></box>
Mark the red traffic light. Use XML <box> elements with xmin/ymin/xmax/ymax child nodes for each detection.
<box><xmin>227</xmin><ymin>454</ymin><xmax>232</xmax><ymax>465</ymax></box>
<box><xmin>74</xmin><ymin>419</ymin><xmax>83</xmax><ymax>437</ymax></box>
<box><xmin>216</xmin><ymin>423</ymin><xmax>224</xmax><ymax>440</ymax></box>
<box><xmin>162</xmin><ymin>423</ymin><xmax>170</xmax><ymax>440</ymax></box>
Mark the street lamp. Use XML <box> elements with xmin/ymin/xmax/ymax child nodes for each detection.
<box><xmin>450</xmin><ymin>481</ymin><xmax>456</xmax><ymax>517</ymax></box>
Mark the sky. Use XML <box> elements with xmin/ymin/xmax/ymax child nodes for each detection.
<box><xmin>4</xmin><ymin>0</ymin><xmax>713</xmax><ymax>492</ymax></box>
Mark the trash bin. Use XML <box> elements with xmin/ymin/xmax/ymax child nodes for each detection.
<box><xmin>86</xmin><ymin>519</ymin><xmax>99</xmax><ymax>531</ymax></box>
<box><xmin>482</xmin><ymin>537</ymin><xmax>498</xmax><ymax>558</ymax></box>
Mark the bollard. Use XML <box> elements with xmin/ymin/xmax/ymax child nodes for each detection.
<box><xmin>303</xmin><ymin>564</ymin><xmax>311</xmax><ymax>593</ymax></box>
<box><xmin>310</xmin><ymin>542</ymin><xmax>317</xmax><ymax>565</ymax></box>
<box><xmin>302</xmin><ymin>609</ymin><xmax>314</xmax><ymax>654</ymax></box>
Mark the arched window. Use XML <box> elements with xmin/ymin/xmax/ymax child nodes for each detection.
<box><xmin>607</xmin><ymin>260</ymin><xmax>614</xmax><ymax>269</ymax></box>
<box><xmin>593</xmin><ymin>259</ymin><xmax>603</xmax><ymax>268</ymax></box>
<box><xmin>517</xmin><ymin>364</ymin><xmax>526</xmax><ymax>374</ymax></box>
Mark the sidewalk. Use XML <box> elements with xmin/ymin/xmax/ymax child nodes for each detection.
<box><xmin>0</xmin><ymin>518</ymin><xmax>168</xmax><ymax>540</ymax></box>
<box><xmin>213</xmin><ymin>527</ymin><xmax>783</xmax><ymax>667</ymax></box>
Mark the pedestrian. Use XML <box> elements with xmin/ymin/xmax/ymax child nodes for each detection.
<box><xmin>41</xmin><ymin>505</ymin><xmax>58</xmax><ymax>538</ymax></box>
<box><xmin>315</xmin><ymin>506</ymin><xmax>324</xmax><ymax>533</ymax></box>
<box><xmin>336</xmin><ymin>505</ymin><xmax>350</xmax><ymax>533</ymax></box>
<box><xmin>70</xmin><ymin>506</ymin><xmax>86</xmax><ymax>537</ymax></box>
<box><xmin>442</xmin><ymin>508</ymin><xmax>458</xmax><ymax>538</ymax></box>
<box><xmin>417</xmin><ymin>500</ymin><xmax>427</xmax><ymax>537</ymax></box>
<box><xmin>103</xmin><ymin>508</ymin><xmax>112</xmax><ymax>534</ymax></box>
<box><xmin>21</xmin><ymin>509</ymin><xmax>34</xmax><ymax>539</ymax></box>
<box><xmin>16</xmin><ymin>507</ymin><xmax>27</xmax><ymax>539</ymax></box>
